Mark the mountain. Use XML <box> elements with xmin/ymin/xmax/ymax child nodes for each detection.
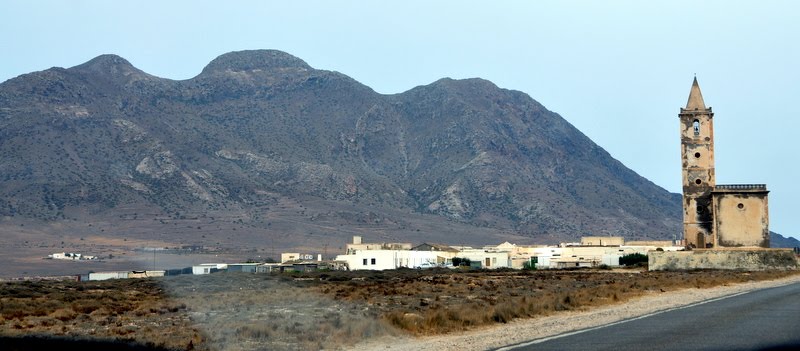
<box><xmin>771</xmin><ymin>232</ymin><xmax>800</xmax><ymax>249</ymax></box>
<box><xmin>0</xmin><ymin>50</ymin><xmax>682</xmax><ymax>248</ymax></box>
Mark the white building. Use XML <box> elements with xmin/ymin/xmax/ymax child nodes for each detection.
<box><xmin>88</xmin><ymin>271</ymin><xmax>129</xmax><ymax>281</ymax></box>
<box><xmin>192</xmin><ymin>263</ymin><xmax>228</xmax><ymax>275</ymax></box>
<box><xmin>335</xmin><ymin>250</ymin><xmax>450</xmax><ymax>270</ymax></box>
<box><xmin>336</xmin><ymin>248</ymin><xmax>514</xmax><ymax>270</ymax></box>
<box><xmin>280</xmin><ymin>253</ymin><xmax>321</xmax><ymax>263</ymax></box>
<box><xmin>48</xmin><ymin>252</ymin><xmax>97</xmax><ymax>260</ymax></box>
<box><xmin>454</xmin><ymin>249</ymin><xmax>511</xmax><ymax>269</ymax></box>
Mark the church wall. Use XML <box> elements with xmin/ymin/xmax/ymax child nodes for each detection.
<box><xmin>683</xmin><ymin>195</ymin><xmax>714</xmax><ymax>247</ymax></box>
<box><xmin>713</xmin><ymin>192</ymin><xmax>769</xmax><ymax>248</ymax></box>
<box><xmin>649</xmin><ymin>249</ymin><xmax>797</xmax><ymax>271</ymax></box>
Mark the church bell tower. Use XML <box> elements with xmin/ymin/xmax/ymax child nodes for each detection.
<box><xmin>679</xmin><ymin>77</ymin><xmax>716</xmax><ymax>248</ymax></box>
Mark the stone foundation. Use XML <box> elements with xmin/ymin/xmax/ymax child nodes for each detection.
<box><xmin>649</xmin><ymin>249</ymin><xmax>798</xmax><ymax>271</ymax></box>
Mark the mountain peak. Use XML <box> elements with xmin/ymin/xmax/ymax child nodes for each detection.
<box><xmin>200</xmin><ymin>50</ymin><xmax>311</xmax><ymax>75</ymax></box>
<box><xmin>430</xmin><ymin>77</ymin><xmax>495</xmax><ymax>88</ymax></box>
<box><xmin>70</xmin><ymin>54</ymin><xmax>145</xmax><ymax>78</ymax></box>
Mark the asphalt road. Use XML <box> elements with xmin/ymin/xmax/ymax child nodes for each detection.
<box><xmin>497</xmin><ymin>282</ymin><xmax>800</xmax><ymax>351</ymax></box>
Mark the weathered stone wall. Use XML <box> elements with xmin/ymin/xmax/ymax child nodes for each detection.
<box><xmin>649</xmin><ymin>249</ymin><xmax>798</xmax><ymax>271</ymax></box>
<box><xmin>713</xmin><ymin>191</ymin><xmax>769</xmax><ymax>248</ymax></box>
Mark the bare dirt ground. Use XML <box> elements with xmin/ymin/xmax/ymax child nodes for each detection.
<box><xmin>1</xmin><ymin>269</ymin><xmax>798</xmax><ymax>350</ymax></box>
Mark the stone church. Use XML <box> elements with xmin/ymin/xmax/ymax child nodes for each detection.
<box><xmin>679</xmin><ymin>78</ymin><xmax>769</xmax><ymax>248</ymax></box>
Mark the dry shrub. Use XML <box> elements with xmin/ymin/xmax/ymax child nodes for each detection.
<box><xmin>37</xmin><ymin>316</ymin><xmax>59</xmax><ymax>327</ymax></box>
<box><xmin>444</xmin><ymin>305</ymin><xmax>488</xmax><ymax>327</ymax></box>
<box><xmin>71</xmin><ymin>299</ymin><xmax>103</xmax><ymax>314</ymax></box>
<box><xmin>524</xmin><ymin>296</ymin><xmax>553</xmax><ymax>315</ymax></box>
<box><xmin>236</xmin><ymin>324</ymin><xmax>271</xmax><ymax>340</ymax></box>
<box><xmin>88</xmin><ymin>307</ymin><xmax>114</xmax><ymax>318</ymax></box>
<box><xmin>332</xmin><ymin>317</ymin><xmax>396</xmax><ymax>345</ymax></box>
<box><xmin>110</xmin><ymin>324</ymin><xmax>137</xmax><ymax>336</ymax></box>
<box><xmin>0</xmin><ymin>306</ymin><xmax>29</xmax><ymax>321</ymax></box>
<box><xmin>385</xmin><ymin>311</ymin><xmax>423</xmax><ymax>332</ymax></box>
<box><xmin>491</xmin><ymin>302</ymin><xmax>519</xmax><ymax>323</ymax></box>
<box><xmin>49</xmin><ymin>308</ymin><xmax>77</xmax><ymax>322</ymax></box>
<box><xmin>132</xmin><ymin>305</ymin><xmax>151</xmax><ymax>317</ymax></box>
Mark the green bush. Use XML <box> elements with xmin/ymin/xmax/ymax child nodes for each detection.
<box><xmin>452</xmin><ymin>257</ymin><xmax>471</xmax><ymax>267</ymax></box>
<box><xmin>619</xmin><ymin>253</ymin><xmax>648</xmax><ymax>266</ymax></box>
<box><xmin>522</xmin><ymin>260</ymin><xmax>537</xmax><ymax>270</ymax></box>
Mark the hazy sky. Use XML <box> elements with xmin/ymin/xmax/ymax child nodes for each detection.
<box><xmin>2</xmin><ymin>1</ymin><xmax>798</xmax><ymax>239</ymax></box>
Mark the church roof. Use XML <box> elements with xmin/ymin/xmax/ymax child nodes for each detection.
<box><xmin>685</xmin><ymin>77</ymin><xmax>707</xmax><ymax>110</ymax></box>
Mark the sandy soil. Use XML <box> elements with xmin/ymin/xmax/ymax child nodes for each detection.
<box><xmin>350</xmin><ymin>273</ymin><xmax>800</xmax><ymax>351</ymax></box>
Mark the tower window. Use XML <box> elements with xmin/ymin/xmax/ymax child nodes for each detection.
<box><xmin>694</xmin><ymin>152</ymin><xmax>701</xmax><ymax>158</ymax></box>
<box><xmin>737</xmin><ymin>203</ymin><xmax>744</xmax><ymax>209</ymax></box>
<box><xmin>695</xmin><ymin>179</ymin><xmax>702</xmax><ymax>185</ymax></box>
<box><xmin>693</xmin><ymin>120</ymin><xmax>700</xmax><ymax>135</ymax></box>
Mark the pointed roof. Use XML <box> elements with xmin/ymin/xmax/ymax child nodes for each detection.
<box><xmin>685</xmin><ymin>77</ymin><xmax>706</xmax><ymax>110</ymax></box>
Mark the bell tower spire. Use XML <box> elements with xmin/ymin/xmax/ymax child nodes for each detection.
<box><xmin>686</xmin><ymin>77</ymin><xmax>706</xmax><ymax>110</ymax></box>
<box><xmin>679</xmin><ymin>77</ymin><xmax>716</xmax><ymax>248</ymax></box>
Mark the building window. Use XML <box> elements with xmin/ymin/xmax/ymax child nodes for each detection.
<box><xmin>371</xmin><ymin>258</ymin><xmax>376</xmax><ymax>265</ymax></box>
<box><xmin>363</xmin><ymin>259</ymin><xmax>368</xmax><ymax>266</ymax></box>
<box><xmin>694</xmin><ymin>152</ymin><xmax>701</xmax><ymax>158</ymax></box>
<box><xmin>695</xmin><ymin>179</ymin><xmax>702</xmax><ymax>185</ymax></box>
<box><xmin>738</xmin><ymin>203</ymin><xmax>745</xmax><ymax>209</ymax></box>
<box><xmin>693</xmin><ymin>120</ymin><xmax>700</xmax><ymax>135</ymax></box>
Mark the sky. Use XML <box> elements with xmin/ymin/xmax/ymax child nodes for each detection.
<box><xmin>1</xmin><ymin>1</ymin><xmax>798</xmax><ymax>239</ymax></box>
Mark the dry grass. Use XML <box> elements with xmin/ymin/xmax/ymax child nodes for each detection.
<box><xmin>1</xmin><ymin>268</ymin><xmax>797</xmax><ymax>350</ymax></box>
<box><xmin>156</xmin><ymin>273</ymin><xmax>399</xmax><ymax>351</ymax></box>
<box><xmin>312</xmin><ymin>268</ymin><xmax>800</xmax><ymax>335</ymax></box>
<box><xmin>0</xmin><ymin>278</ymin><xmax>202</xmax><ymax>350</ymax></box>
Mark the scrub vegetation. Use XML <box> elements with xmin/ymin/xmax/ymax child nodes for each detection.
<box><xmin>1</xmin><ymin>269</ymin><xmax>797</xmax><ymax>350</ymax></box>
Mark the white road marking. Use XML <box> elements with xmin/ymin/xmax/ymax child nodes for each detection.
<box><xmin>495</xmin><ymin>290</ymin><xmax>752</xmax><ymax>351</ymax></box>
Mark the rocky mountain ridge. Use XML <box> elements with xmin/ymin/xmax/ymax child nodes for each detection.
<box><xmin>1</xmin><ymin>50</ymin><xmax>685</xmax><ymax>245</ymax></box>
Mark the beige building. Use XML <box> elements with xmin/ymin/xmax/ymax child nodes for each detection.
<box><xmin>280</xmin><ymin>253</ymin><xmax>321</xmax><ymax>263</ymax></box>
<box><xmin>679</xmin><ymin>78</ymin><xmax>769</xmax><ymax>248</ymax></box>
<box><xmin>580</xmin><ymin>236</ymin><xmax>624</xmax><ymax>246</ymax></box>
<box><xmin>345</xmin><ymin>236</ymin><xmax>412</xmax><ymax>254</ymax></box>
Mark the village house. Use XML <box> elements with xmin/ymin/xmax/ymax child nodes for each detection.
<box><xmin>335</xmin><ymin>249</ymin><xmax>445</xmax><ymax>270</ymax></box>
<box><xmin>86</xmin><ymin>270</ymin><xmax>164</xmax><ymax>281</ymax></box>
<box><xmin>345</xmin><ymin>235</ymin><xmax>412</xmax><ymax>254</ymax></box>
<box><xmin>48</xmin><ymin>252</ymin><xmax>97</xmax><ymax>260</ymax></box>
<box><xmin>192</xmin><ymin>263</ymin><xmax>228</xmax><ymax>275</ymax></box>
<box><xmin>226</xmin><ymin>263</ymin><xmax>261</xmax><ymax>273</ymax></box>
<box><xmin>280</xmin><ymin>253</ymin><xmax>322</xmax><ymax>263</ymax></box>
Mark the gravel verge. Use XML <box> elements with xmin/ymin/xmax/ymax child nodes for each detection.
<box><xmin>350</xmin><ymin>273</ymin><xmax>800</xmax><ymax>351</ymax></box>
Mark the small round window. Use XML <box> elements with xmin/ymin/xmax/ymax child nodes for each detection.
<box><xmin>737</xmin><ymin>203</ymin><xmax>744</xmax><ymax>209</ymax></box>
<box><xmin>695</xmin><ymin>179</ymin><xmax>702</xmax><ymax>185</ymax></box>
<box><xmin>694</xmin><ymin>152</ymin><xmax>701</xmax><ymax>158</ymax></box>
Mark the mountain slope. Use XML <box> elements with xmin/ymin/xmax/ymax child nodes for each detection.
<box><xmin>0</xmin><ymin>50</ymin><xmax>681</xmax><ymax>244</ymax></box>
<box><xmin>771</xmin><ymin>232</ymin><xmax>800</xmax><ymax>249</ymax></box>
